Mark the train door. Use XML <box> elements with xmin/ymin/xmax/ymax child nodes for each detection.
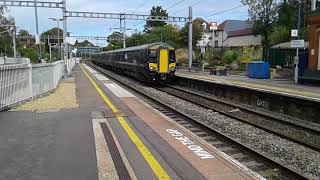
<box><xmin>318</xmin><ymin>31</ymin><xmax>320</xmax><ymax>70</ymax></box>
<box><xmin>159</xmin><ymin>49</ymin><xmax>169</xmax><ymax>73</ymax></box>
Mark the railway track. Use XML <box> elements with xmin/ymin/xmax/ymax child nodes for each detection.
<box><xmin>87</xmin><ymin>62</ymin><xmax>311</xmax><ymax>179</ymax></box>
<box><xmin>157</xmin><ymin>85</ymin><xmax>320</xmax><ymax>152</ymax></box>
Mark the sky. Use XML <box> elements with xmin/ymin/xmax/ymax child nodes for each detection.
<box><xmin>6</xmin><ymin>0</ymin><xmax>249</xmax><ymax>46</ymax></box>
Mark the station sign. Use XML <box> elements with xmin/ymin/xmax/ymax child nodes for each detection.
<box><xmin>210</xmin><ymin>22</ymin><xmax>218</xmax><ymax>30</ymax></box>
<box><xmin>291</xmin><ymin>40</ymin><xmax>305</xmax><ymax>48</ymax></box>
<box><xmin>35</xmin><ymin>35</ymin><xmax>40</xmax><ymax>44</ymax></box>
<box><xmin>291</xmin><ymin>29</ymin><xmax>298</xmax><ymax>37</ymax></box>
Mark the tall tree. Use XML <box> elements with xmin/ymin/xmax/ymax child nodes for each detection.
<box><xmin>179</xmin><ymin>23</ymin><xmax>202</xmax><ymax>48</ymax></box>
<box><xmin>241</xmin><ymin>0</ymin><xmax>280</xmax><ymax>47</ymax></box>
<box><xmin>74</xmin><ymin>40</ymin><xmax>94</xmax><ymax>47</ymax></box>
<box><xmin>0</xmin><ymin>7</ymin><xmax>15</xmax><ymax>56</ymax></box>
<box><xmin>269</xmin><ymin>1</ymin><xmax>299</xmax><ymax>45</ymax></box>
<box><xmin>41</xmin><ymin>27</ymin><xmax>64</xmax><ymax>44</ymax></box>
<box><xmin>18</xmin><ymin>29</ymin><xmax>31</xmax><ymax>37</ymax></box>
<box><xmin>107</xmin><ymin>31</ymin><xmax>123</xmax><ymax>45</ymax></box>
<box><xmin>145</xmin><ymin>6</ymin><xmax>168</xmax><ymax>31</ymax></box>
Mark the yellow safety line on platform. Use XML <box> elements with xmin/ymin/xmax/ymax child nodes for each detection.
<box><xmin>80</xmin><ymin>64</ymin><xmax>170</xmax><ymax>180</ymax></box>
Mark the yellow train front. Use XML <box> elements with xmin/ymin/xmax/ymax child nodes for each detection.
<box><xmin>92</xmin><ymin>42</ymin><xmax>176</xmax><ymax>84</ymax></box>
<box><xmin>147</xmin><ymin>43</ymin><xmax>176</xmax><ymax>83</ymax></box>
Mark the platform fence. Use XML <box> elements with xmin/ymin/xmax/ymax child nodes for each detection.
<box><xmin>0</xmin><ymin>59</ymin><xmax>77</xmax><ymax>111</ymax></box>
<box><xmin>264</xmin><ymin>47</ymin><xmax>309</xmax><ymax>67</ymax></box>
<box><xmin>0</xmin><ymin>57</ymin><xmax>31</xmax><ymax>65</ymax></box>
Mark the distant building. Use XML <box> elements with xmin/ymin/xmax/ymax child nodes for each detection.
<box><xmin>18</xmin><ymin>35</ymin><xmax>36</xmax><ymax>49</ymax></box>
<box><xmin>308</xmin><ymin>0</ymin><xmax>320</xmax><ymax>71</ymax></box>
<box><xmin>193</xmin><ymin>18</ymin><xmax>212</xmax><ymax>48</ymax></box>
<box><xmin>211</xmin><ymin>20</ymin><xmax>262</xmax><ymax>47</ymax></box>
<box><xmin>76</xmin><ymin>46</ymin><xmax>103</xmax><ymax>56</ymax></box>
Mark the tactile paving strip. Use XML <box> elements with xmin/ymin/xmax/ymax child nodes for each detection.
<box><xmin>100</xmin><ymin>122</ymin><xmax>132</xmax><ymax>180</ymax></box>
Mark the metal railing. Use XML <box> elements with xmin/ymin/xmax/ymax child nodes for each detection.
<box><xmin>0</xmin><ymin>57</ymin><xmax>31</xmax><ymax>64</ymax></box>
<box><xmin>0</xmin><ymin>59</ymin><xmax>76</xmax><ymax>111</ymax></box>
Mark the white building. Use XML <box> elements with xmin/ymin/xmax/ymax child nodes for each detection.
<box><xmin>211</xmin><ymin>20</ymin><xmax>262</xmax><ymax>47</ymax></box>
<box><xmin>197</xmin><ymin>32</ymin><xmax>212</xmax><ymax>47</ymax></box>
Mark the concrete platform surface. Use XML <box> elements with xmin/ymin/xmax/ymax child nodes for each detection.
<box><xmin>176</xmin><ymin>70</ymin><xmax>320</xmax><ymax>100</ymax></box>
<box><xmin>0</xmin><ymin>64</ymin><xmax>264</xmax><ymax>180</ymax></box>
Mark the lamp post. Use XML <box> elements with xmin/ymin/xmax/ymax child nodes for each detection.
<box><xmin>294</xmin><ymin>0</ymin><xmax>302</xmax><ymax>84</ymax></box>
<box><xmin>201</xmin><ymin>22</ymin><xmax>207</xmax><ymax>72</ymax></box>
<box><xmin>49</xmin><ymin>18</ymin><xmax>63</xmax><ymax>60</ymax></box>
<box><xmin>311</xmin><ymin>0</ymin><xmax>317</xmax><ymax>11</ymax></box>
<box><xmin>68</xmin><ymin>32</ymin><xmax>72</xmax><ymax>59</ymax></box>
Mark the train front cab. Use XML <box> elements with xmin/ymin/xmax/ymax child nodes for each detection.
<box><xmin>148</xmin><ymin>46</ymin><xmax>176</xmax><ymax>82</ymax></box>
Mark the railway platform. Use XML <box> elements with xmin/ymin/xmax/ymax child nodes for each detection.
<box><xmin>176</xmin><ymin>69</ymin><xmax>320</xmax><ymax>101</ymax></box>
<box><xmin>0</xmin><ymin>63</ymin><xmax>264</xmax><ymax>180</ymax></box>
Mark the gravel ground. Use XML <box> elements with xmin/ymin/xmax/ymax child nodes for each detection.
<box><xmin>101</xmin><ymin>68</ymin><xmax>320</xmax><ymax>179</ymax></box>
<box><xmin>11</xmin><ymin>77</ymin><xmax>79</xmax><ymax>112</ymax></box>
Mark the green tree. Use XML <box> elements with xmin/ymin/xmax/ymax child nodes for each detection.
<box><xmin>107</xmin><ymin>31</ymin><xmax>123</xmax><ymax>45</ymax></box>
<box><xmin>18</xmin><ymin>29</ymin><xmax>31</xmax><ymax>37</ymax></box>
<box><xmin>179</xmin><ymin>23</ymin><xmax>202</xmax><ymax>48</ymax></box>
<box><xmin>145</xmin><ymin>6</ymin><xmax>168</xmax><ymax>31</ymax></box>
<box><xmin>19</xmin><ymin>48</ymin><xmax>38</xmax><ymax>63</ymax></box>
<box><xmin>125</xmin><ymin>25</ymin><xmax>180</xmax><ymax>48</ymax></box>
<box><xmin>241</xmin><ymin>0</ymin><xmax>280</xmax><ymax>47</ymax></box>
<box><xmin>269</xmin><ymin>26</ymin><xmax>290</xmax><ymax>45</ymax></box>
<box><xmin>75</xmin><ymin>40</ymin><xmax>94</xmax><ymax>47</ymax></box>
<box><xmin>142</xmin><ymin>25</ymin><xmax>180</xmax><ymax>47</ymax></box>
<box><xmin>277</xmin><ymin>1</ymin><xmax>298</xmax><ymax>29</ymax></box>
<box><xmin>0</xmin><ymin>7</ymin><xmax>15</xmax><ymax>56</ymax></box>
<box><xmin>126</xmin><ymin>32</ymin><xmax>150</xmax><ymax>47</ymax></box>
<box><xmin>269</xmin><ymin>0</ymin><xmax>308</xmax><ymax>44</ymax></box>
<box><xmin>41</xmin><ymin>27</ymin><xmax>63</xmax><ymax>45</ymax></box>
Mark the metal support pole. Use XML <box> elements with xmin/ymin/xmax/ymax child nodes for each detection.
<box><xmin>122</xmin><ymin>13</ymin><xmax>126</xmax><ymax>48</ymax></box>
<box><xmin>62</xmin><ymin>0</ymin><xmax>67</xmax><ymax>60</ymax></box>
<box><xmin>188</xmin><ymin>6</ymin><xmax>193</xmax><ymax>71</ymax></box>
<box><xmin>312</xmin><ymin>0</ymin><xmax>316</xmax><ymax>11</ymax></box>
<box><xmin>69</xmin><ymin>44</ymin><xmax>72</xmax><ymax>59</ymax></box>
<box><xmin>48</xmin><ymin>35</ymin><xmax>52</xmax><ymax>62</ymax></box>
<box><xmin>298</xmin><ymin>1</ymin><xmax>301</xmax><ymax>34</ymax></box>
<box><xmin>12</xmin><ymin>27</ymin><xmax>17</xmax><ymax>58</ymax></box>
<box><xmin>49</xmin><ymin>44</ymin><xmax>52</xmax><ymax>62</ymax></box>
<box><xmin>294</xmin><ymin>0</ymin><xmax>302</xmax><ymax>84</ymax></box>
<box><xmin>34</xmin><ymin>0</ymin><xmax>41</xmax><ymax>62</ymax></box>
<box><xmin>57</xmin><ymin>20</ymin><xmax>60</xmax><ymax>60</ymax></box>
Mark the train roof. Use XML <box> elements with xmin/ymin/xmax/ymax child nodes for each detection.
<box><xmin>102</xmin><ymin>42</ymin><xmax>174</xmax><ymax>54</ymax></box>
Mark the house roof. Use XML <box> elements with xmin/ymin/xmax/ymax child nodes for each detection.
<box><xmin>217</xmin><ymin>20</ymin><xmax>252</xmax><ymax>35</ymax></box>
<box><xmin>193</xmin><ymin>17</ymin><xmax>211</xmax><ymax>32</ymax></box>
<box><xmin>228</xmin><ymin>28</ymin><xmax>255</xmax><ymax>37</ymax></box>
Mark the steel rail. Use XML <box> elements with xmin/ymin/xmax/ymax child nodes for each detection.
<box><xmin>87</xmin><ymin>62</ymin><xmax>311</xmax><ymax>180</ymax></box>
<box><xmin>156</xmin><ymin>85</ymin><xmax>320</xmax><ymax>152</ymax></box>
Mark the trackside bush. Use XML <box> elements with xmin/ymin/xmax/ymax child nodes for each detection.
<box><xmin>222</xmin><ymin>50</ymin><xmax>238</xmax><ymax>65</ymax></box>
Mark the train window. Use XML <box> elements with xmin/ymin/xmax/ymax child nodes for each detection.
<box><xmin>149</xmin><ymin>50</ymin><xmax>157</xmax><ymax>63</ymax></box>
<box><xmin>149</xmin><ymin>50</ymin><xmax>157</xmax><ymax>58</ymax></box>
<box><xmin>169</xmin><ymin>50</ymin><xmax>176</xmax><ymax>63</ymax></box>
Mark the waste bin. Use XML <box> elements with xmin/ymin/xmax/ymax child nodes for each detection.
<box><xmin>248</xmin><ymin>61</ymin><xmax>270</xmax><ymax>79</ymax></box>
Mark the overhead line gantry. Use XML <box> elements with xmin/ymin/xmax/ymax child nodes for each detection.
<box><xmin>0</xmin><ymin>0</ymin><xmax>194</xmax><ymax>69</ymax></box>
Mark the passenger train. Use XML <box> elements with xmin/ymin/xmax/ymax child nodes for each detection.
<box><xmin>92</xmin><ymin>42</ymin><xmax>176</xmax><ymax>84</ymax></box>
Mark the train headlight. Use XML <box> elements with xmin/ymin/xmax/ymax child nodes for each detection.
<box><xmin>169</xmin><ymin>64</ymin><xmax>176</xmax><ymax>72</ymax></box>
<box><xmin>150</xmin><ymin>67</ymin><xmax>157</xmax><ymax>71</ymax></box>
<box><xmin>149</xmin><ymin>63</ymin><xmax>158</xmax><ymax>71</ymax></box>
